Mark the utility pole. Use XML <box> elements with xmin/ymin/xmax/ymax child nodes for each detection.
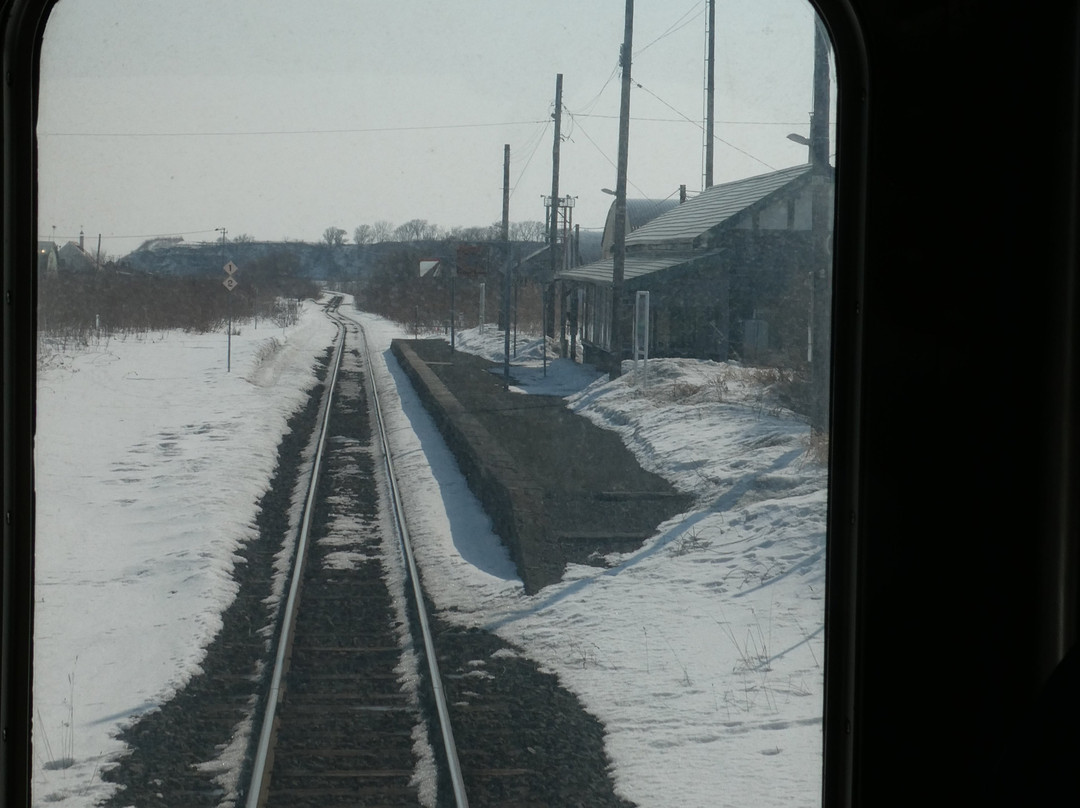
<box><xmin>704</xmin><ymin>0</ymin><xmax>715</xmax><ymax>188</ymax></box>
<box><xmin>546</xmin><ymin>74</ymin><xmax>564</xmax><ymax>376</ymax></box>
<box><xmin>570</xmin><ymin>223</ymin><xmax>581</xmax><ymax>360</ymax></box>
<box><xmin>810</xmin><ymin>18</ymin><xmax>831</xmax><ymax>169</ymax></box>
<box><xmin>809</xmin><ymin>19</ymin><xmax>832</xmax><ymax>432</ymax></box>
<box><xmin>502</xmin><ymin>143</ymin><xmax>512</xmax><ymax>388</ymax></box>
<box><xmin>216</xmin><ymin>227</ymin><xmax>230</xmax><ymax>372</ymax></box>
<box><xmin>502</xmin><ymin>143</ymin><xmax>511</xmax><ymax>242</ymax></box>
<box><xmin>501</xmin><ymin>141</ymin><xmax>511</xmax><ymax>334</ymax></box>
<box><xmin>610</xmin><ymin>0</ymin><xmax>634</xmax><ymax>379</ymax></box>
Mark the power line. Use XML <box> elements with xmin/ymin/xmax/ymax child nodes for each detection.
<box><xmin>41</xmin><ymin>120</ymin><xmax>550</xmax><ymax>138</ymax></box>
<box><xmin>560</xmin><ymin>103</ymin><xmax>576</xmax><ymax>142</ymax></box>
<box><xmin>40</xmin><ymin>228</ymin><xmax>218</xmax><ymax>242</ymax></box>
<box><xmin>637</xmin><ymin>187</ymin><xmax>684</xmax><ymax>221</ymax></box>
<box><xmin>571</xmin><ymin>113</ymin><xmax>818</xmax><ymax>125</ymax></box>
<box><xmin>563</xmin><ymin>110</ymin><xmax>650</xmax><ymax>199</ymax></box>
<box><xmin>572</xmin><ymin>1</ymin><xmax>704</xmax><ymax>120</ymax></box>
<box><xmin>632</xmin><ymin>79</ymin><xmax>777</xmax><ymax>171</ymax></box>
<box><xmin>635</xmin><ymin>0</ymin><xmax>705</xmax><ymax>57</ymax></box>
<box><xmin>509</xmin><ymin>119</ymin><xmax>550</xmax><ymax>200</ymax></box>
<box><xmin>573</xmin><ymin>60</ymin><xmax>621</xmax><ymax>118</ymax></box>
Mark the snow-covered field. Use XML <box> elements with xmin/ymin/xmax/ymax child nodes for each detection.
<box><xmin>33</xmin><ymin>297</ymin><xmax>826</xmax><ymax>807</ymax></box>
<box><xmin>33</xmin><ymin>305</ymin><xmax>337</xmax><ymax>803</ymax></box>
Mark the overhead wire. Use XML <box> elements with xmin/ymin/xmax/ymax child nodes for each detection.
<box><xmin>560</xmin><ymin>103</ymin><xmax>576</xmax><ymax>143</ymax></box>
<box><xmin>570</xmin><ymin>113</ymin><xmax>813</xmax><ymax>126</ymax></box>
<box><xmin>634</xmin><ymin>0</ymin><xmax>706</xmax><ymax>58</ymax></box>
<box><xmin>632</xmin><ymin>79</ymin><xmax>777</xmax><ymax>171</ymax></box>
<box><xmin>562</xmin><ymin>2</ymin><xmax>706</xmax><ymax>201</ymax></box>
<box><xmin>571</xmin><ymin>0</ymin><xmax>702</xmax><ymax>118</ymax></box>
<box><xmin>562</xmin><ymin>109</ymin><xmax>650</xmax><ymax>199</ymax></box>
<box><xmin>563</xmin><ymin>0</ymin><xmax>781</xmax><ymax>198</ymax></box>
<box><xmin>41</xmin><ymin>120</ymin><xmax>551</xmax><ymax>138</ymax></box>
<box><xmin>637</xmin><ymin>186</ymin><xmax>684</xmax><ymax>223</ymax></box>
<box><xmin>40</xmin><ymin>228</ymin><xmax>219</xmax><ymax>242</ymax></box>
<box><xmin>509</xmin><ymin>118</ymin><xmax>551</xmax><ymax>201</ymax></box>
<box><xmin>573</xmin><ymin>60</ymin><xmax>621</xmax><ymax>118</ymax></box>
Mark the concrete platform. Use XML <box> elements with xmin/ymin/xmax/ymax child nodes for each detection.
<box><xmin>391</xmin><ymin>339</ymin><xmax>692</xmax><ymax>593</ymax></box>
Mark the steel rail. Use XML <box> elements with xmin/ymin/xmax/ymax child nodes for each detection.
<box><xmin>245</xmin><ymin>299</ymin><xmax>347</xmax><ymax>808</ymax></box>
<box><xmin>355</xmin><ymin>318</ymin><xmax>471</xmax><ymax>808</ymax></box>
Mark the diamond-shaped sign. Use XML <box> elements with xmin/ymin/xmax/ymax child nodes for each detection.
<box><xmin>223</xmin><ymin>261</ymin><xmax>238</xmax><ymax>276</ymax></box>
<box><xmin>223</xmin><ymin>276</ymin><xmax>238</xmax><ymax>292</ymax></box>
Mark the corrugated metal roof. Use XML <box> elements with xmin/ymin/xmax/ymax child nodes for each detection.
<box><xmin>600</xmin><ymin>198</ymin><xmax>682</xmax><ymax>256</ymax></box>
<box><xmin>625</xmin><ymin>164</ymin><xmax>813</xmax><ymax>247</ymax></box>
<box><xmin>576</xmin><ymin>229</ymin><xmax>604</xmax><ymax>264</ymax></box>
<box><xmin>625</xmin><ymin>197</ymin><xmax>682</xmax><ymax>230</ymax></box>
<box><xmin>557</xmin><ymin>251</ymin><xmax>720</xmax><ymax>286</ymax></box>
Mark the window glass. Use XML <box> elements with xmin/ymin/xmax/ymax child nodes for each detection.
<box><xmin>35</xmin><ymin>1</ymin><xmax>835</xmax><ymax>805</ymax></box>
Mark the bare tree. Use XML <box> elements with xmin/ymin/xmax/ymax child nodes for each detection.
<box><xmin>449</xmin><ymin>224</ymin><xmax>498</xmax><ymax>241</ymax></box>
<box><xmin>371</xmin><ymin>220</ymin><xmax>395</xmax><ymax>241</ymax></box>
<box><xmin>233</xmin><ymin>233</ymin><xmax>255</xmax><ymax>243</ymax></box>
<box><xmin>510</xmin><ymin>220</ymin><xmax>547</xmax><ymax>241</ymax></box>
<box><xmin>394</xmin><ymin>218</ymin><xmax>440</xmax><ymax>241</ymax></box>
<box><xmin>322</xmin><ymin>226</ymin><xmax>348</xmax><ymax>247</ymax></box>
<box><xmin>353</xmin><ymin>224</ymin><xmax>374</xmax><ymax>245</ymax></box>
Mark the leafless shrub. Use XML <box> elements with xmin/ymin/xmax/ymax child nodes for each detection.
<box><xmin>670</xmin><ymin>381</ymin><xmax>703</xmax><ymax>401</ymax></box>
<box><xmin>669</xmin><ymin>528</ymin><xmax>712</xmax><ymax>556</ymax></box>
<box><xmin>38</xmin><ymin>268</ymin><xmax>319</xmax><ymax>339</ymax></box>
<box><xmin>254</xmin><ymin>337</ymin><xmax>283</xmax><ymax>364</ymax></box>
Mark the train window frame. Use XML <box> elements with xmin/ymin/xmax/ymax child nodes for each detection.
<box><xmin>2</xmin><ymin>1</ymin><xmax>870</xmax><ymax>805</ymax></box>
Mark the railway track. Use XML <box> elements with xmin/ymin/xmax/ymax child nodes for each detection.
<box><xmin>103</xmin><ymin>296</ymin><xmax>632</xmax><ymax>808</ymax></box>
<box><xmin>246</xmin><ymin>297</ymin><xmax>451</xmax><ymax>807</ymax></box>
<box><xmin>248</xmin><ymin>298</ymin><xmax>634</xmax><ymax>808</ymax></box>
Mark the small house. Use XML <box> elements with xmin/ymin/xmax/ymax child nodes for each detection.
<box><xmin>37</xmin><ymin>241</ymin><xmax>58</xmax><ymax>276</ymax></box>
<box><xmin>558</xmin><ymin>163</ymin><xmax>834</xmax><ymax>369</ymax></box>
<box><xmin>57</xmin><ymin>239</ymin><xmax>98</xmax><ymax>274</ymax></box>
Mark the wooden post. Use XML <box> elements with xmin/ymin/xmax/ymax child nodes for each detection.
<box><xmin>546</xmin><ymin>74</ymin><xmax>563</xmax><ymax>376</ymax></box>
<box><xmin>610</xmin><ymin>0</ymin><xmax>634</xmax><ymax>379</ymax></box>
<box><xmin>810</xmin><ymin>20</ymin><xmax>832</xmax><ymax>432</ymax></box>
<box><xmin>704</xmin><ymin>0</ymin><xmax>715</xmax><ymax>188</ymax></box>
<box><xmin>503</xmin><ymin>144</ymin><xmax>512</xmax><ymax>387</ymax></box>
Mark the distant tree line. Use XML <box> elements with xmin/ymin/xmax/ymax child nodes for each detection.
<box><xmin>317</xmin><ymin>219</ymin><xmax>547</xmax><ymax>248</ymax></box>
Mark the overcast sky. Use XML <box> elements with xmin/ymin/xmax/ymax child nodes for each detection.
<box><xmin>38</xmin><ymin>0</ymin><xmax>832</xmax><ymax>257</ymax></box>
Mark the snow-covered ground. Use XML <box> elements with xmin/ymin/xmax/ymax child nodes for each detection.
<box><xmin>33</xmin><ymin>296</ymin><xmax>826</xmax><ymax>807</ymax></box>
<box><xmin>33</xmin><ymin>305</ymin><xmax>337</xmax><ymax>804</ymax></box>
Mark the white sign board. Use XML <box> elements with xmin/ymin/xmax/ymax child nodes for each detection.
<box><xmin>223</xmin><ymin>276</ymin><xmax>238</xmax><ymax>292</ymax></box>
<box><xmin>634</xmin><ymin>290</ymin><xmax>650</xmax><ymax>388</ymax></box>
<box><xmin>223</xmin><ymin>261</ymin><xmax>238</xmax><ymax>276</ymax></box>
